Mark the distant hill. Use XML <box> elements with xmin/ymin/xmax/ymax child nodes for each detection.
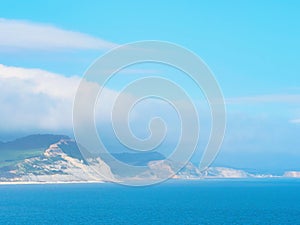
<box><xmin>0</xmin><ymin>134</ymin><xmax>69</xmax><ymax>150</ymax></box>
<box><xmin>57</xmin><ymin>140</ymin><xmax>165</xmax><ymax>166</ymax></box>
<box><xmin>0</xmin><ymin>134</ymin><xmax>288</xmax><ymax>184</ymax></box>
<box><xmin>112</xmin><ymin>152</ymin><xmax>165</xmax><ymax>166</ymax></box>
<box><xmin>0</xmin><ymin>134</ymin><xmax>69</xmax><ymax>170</ymax></box>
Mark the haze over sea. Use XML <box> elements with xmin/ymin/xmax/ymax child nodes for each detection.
<box><xmin>1</xmin><ymin>180</ymin><xmax>300</xmax><ymax>225</ymax></box>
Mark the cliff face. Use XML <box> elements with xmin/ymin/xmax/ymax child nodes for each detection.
<box><xmin>2</xmin><ymin>139</ymin><xmax>115</xmax><ymax>183</ymax></box>
<box><xmin>0</xmin><ymin>135</ymin><xmax>285</xmax><ymax>184</ymax></box>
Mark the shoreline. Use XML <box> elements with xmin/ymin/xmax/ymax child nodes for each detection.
<box><xmin>1</xmin><ymin>177</ymin><xmax>299</xmax><ymax>185</ymax></box>
<box><xmin>0</xmin><ymin>180</ymin><xmax>105</xmax><ymax>185</ymax></box>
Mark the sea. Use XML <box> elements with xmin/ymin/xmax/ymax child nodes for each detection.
<box><xmin>0</xmin><ymin>179</ymin><xmax>300</xmax><ymax>225</ymax></box>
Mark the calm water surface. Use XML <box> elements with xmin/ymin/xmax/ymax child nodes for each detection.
<box><xmin>0</xmin><ymin>179</ymin><xmax>300</xmax><ymax>225</ymax></box>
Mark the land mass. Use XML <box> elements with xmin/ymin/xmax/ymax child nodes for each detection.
<box><xmin>0</xmin><ymin>134</ymin><xmax>299</xmax><ymax>184</ymax></box>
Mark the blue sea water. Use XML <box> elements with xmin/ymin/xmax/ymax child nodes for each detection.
<box><xmin>0</xmin><ymin>179</ymin><xmax>300</xmax><ymax>225</ymax></box>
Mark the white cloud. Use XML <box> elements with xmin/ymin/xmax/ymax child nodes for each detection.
<box><xmin>0</xmin><ymin>64</ymin><xmax>79</xmax><ymax>131</ymax></box>
<box><xmin>0</xmin><ymin>63</ymin><xmax>201</xmax><ymax>148</ymax></box>
<box><xmin>227</xmin><ymin>94</ymin><xmax>300</xmax><ymax>104</ymax></box>
<box><xmin>0</xmin><ymin>18</ymin><xmax>117</xmax><ymax>51</ymax></box>
<box><xmin>290</xmin><ymin>119</ymin><xmax>300</xmax><ymax>124</ymax></box>
<box><xmin>0</xmin><ymin>64</ymin><xmax>138</xmax><ymax>133</ymax></box>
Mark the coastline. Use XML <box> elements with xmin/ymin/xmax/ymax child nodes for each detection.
<box><xmin>1</xmin><ymin>177</ymin><xmax>299</xmax><ymax>185</ymax></box>
<box><xmin>0</xmin><ymin>180</ymin><xmax>105</xmax><ymax>185</ymax></box>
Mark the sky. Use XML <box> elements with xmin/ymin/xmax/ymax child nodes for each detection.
<box><xmin>0</xmin><ymin>1</ymin><xmax>299</xmax><ymax>173</ymax></box>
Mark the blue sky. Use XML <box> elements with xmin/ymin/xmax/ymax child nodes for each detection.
<box><xmin>1</xmin><ymin>1</ymin><xmax>299</xmax><ymax>93</ymax></box>
<box><xmin>0</xmin><ymin>1</ymin><xmax>299</xmax><ymax>172</ymax></box>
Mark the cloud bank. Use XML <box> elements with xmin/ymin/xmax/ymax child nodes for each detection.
<box><xmin>0</xmin><ymin>64</ymin><xmax>198</xmax><ymax>152</ymax></box>
<box><xmin>290</xmin><ymin>119</ymin><xmax>300</xmax><ymax>124</ymax></box>
<box><xmin>0</xmin><ymin>64</ymin><xmax>148</xmax><ymax>133</ymax></box>
<box><xmin>227</xmin><ymin>94</ymin><xmax>300</xmax><ymax>104</ymax></box>
<box><xmin>0</xmin><ymin>18</ymin><xmax>117</xmax><ymax>51</ymax></box>
<box><xmin>0</xmin><ymin>64</ymin><xmax>79</xmax><ymax>131</ymax></box>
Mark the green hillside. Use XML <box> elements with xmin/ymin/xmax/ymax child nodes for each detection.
<box><xmin>0</xmin><ymin>134</ymin><xmax>68</xmax><ymax>168</ymax></box>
